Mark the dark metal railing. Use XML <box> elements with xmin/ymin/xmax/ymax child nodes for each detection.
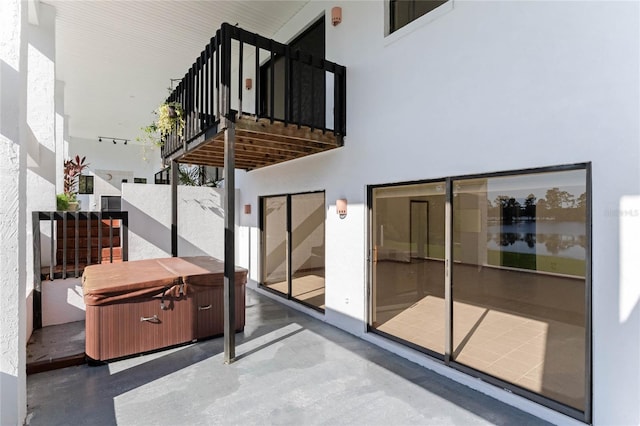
<box><xmin>161</xmin><ymin>23</ymin><xmax>347</xmax><ymax>159</ymax></box>
<box><xmin>32</xmin><ymin>211</ymin><xmax>128</xmax><ymax>329</ymax></box>
<box><xmin>155</xmin><ymin>168</ymin><xmax>171</xmax><ymax>184</ymax></box>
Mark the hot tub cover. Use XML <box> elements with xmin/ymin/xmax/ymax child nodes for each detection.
<box><xmin>82</xmin><ymin>256</ymin><xmax>247</xmax><ymax>306</ymax></box>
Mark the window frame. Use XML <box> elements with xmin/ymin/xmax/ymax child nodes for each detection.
<box><xmin>78</xmin><ymin>175</ymin><xmax>94</xmax><ymax>194</ymax></box>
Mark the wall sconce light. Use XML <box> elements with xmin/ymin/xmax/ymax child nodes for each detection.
<box><xmin>331</xmin><ymin>7</ymin><xmax>342</xmax><ymax>26</ymax></box>
<box><xmin>336</xmin><ymin>198</ymin><xmax>347</xmax><ymax>219</ymax></box>
<box><xmin>245</xmin><ymin>78</ymin><xmax>252</xmax><ymax>90</ymax></box>
<box><xmin>244</xmin><ymin>204</ymin><xmax>252</xmax><ymax>215</ymax></box>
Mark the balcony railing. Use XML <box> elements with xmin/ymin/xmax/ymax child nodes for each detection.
<box><xmin>160</xmin><ymin>23</ymin><xmax>346</xmax><ymax>162</ymax></box>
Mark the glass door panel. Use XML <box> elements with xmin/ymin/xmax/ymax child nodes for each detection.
<box><xmin>262</xmin><ymin>196</ymin><xmax>288</xmax><ymax>295</ymax></box>
<box><xmin>451</xmin><ymin>170</ymin><xmax>587</xmax><ymax>411</ymax></box>
<box><xmin>370</xmin><ymin>181</ymin><xmax>446</xmax><ymax>355</ymax></box>
<box><xmin>291</xmin><ymin>192</ymin><xmax>326</xmax><ymax>309</ymax></box>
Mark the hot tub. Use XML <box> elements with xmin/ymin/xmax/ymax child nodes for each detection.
<box><xmin>82</xmin><ymin>256</ymin><xmax>246</xmax><ymax>361</ymax></box>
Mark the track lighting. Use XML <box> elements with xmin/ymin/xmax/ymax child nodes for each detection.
<box><xmin>98</xmin><ymin>136</ymin><xmax>129</xmax><ymax>145</ymax></box>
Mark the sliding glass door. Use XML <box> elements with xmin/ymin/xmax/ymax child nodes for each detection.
<box><xmin>261</xmin><ymin>192</ymin><xmax>326</xmax><ymax>311</ymax></box>
<box><xmin>368</xmin><ymin>165</ymin><xmax>590</xmax><ymax>420</ymax></box>
<box><xmin>370</xmin><ymin>181</ymin><xmax>446</xmax><ymax>356</ymax></box>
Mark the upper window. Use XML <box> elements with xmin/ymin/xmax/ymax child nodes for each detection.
<box><xmin>78</xmin><ymin>175</ymin><xmax>94</xmax><ymax>194</ymax></box>
<box><xmin>390</xmin><ymin>0</ymin><xmax>449</xmax><ymax>33</ymax></box>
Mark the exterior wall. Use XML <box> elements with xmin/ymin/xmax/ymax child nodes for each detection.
<box><xmin>0</xmin><ymin>0</ymin><xmax>28</xmax><ymax>423</ymax></box>
<box><xmin>236</xmin><ymin>1</ymin><xmax>640</xmax><ymax>425</ymax></box>
<box><xmin>69</xmin><ymin>137</ymin><xmax>163</xmax><ymax>210</ymax></box>
<box><xmin>42</xmin><ymin>278</ymin><xmax>84</xmax><ymax>327</ymax></box>
<box><xmin>122</xmin><ymin>184</ymin><xmax>226</xmax><ymax>261</ymax></box>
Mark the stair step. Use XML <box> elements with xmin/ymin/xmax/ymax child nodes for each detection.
<box><xmin>55</xmin><ymin>236</ymin><xmax>121</xmax><ymax>249</ymax></box>
<box><xmin>56</xmin><ymin>247</ymin><xmax>122</xmax><ymax>263</ymax></box>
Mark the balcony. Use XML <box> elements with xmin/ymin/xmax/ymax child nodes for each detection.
<box><xmin>160</xmin><ymin>23</ymin><xmax>346</xmax><ymax>170</ymax></box>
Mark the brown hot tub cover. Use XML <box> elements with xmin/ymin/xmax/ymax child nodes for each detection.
<box><xmin>82</xmin><ymin>256</ymin><xmax>245</xmax><ymax>305</ymax></box>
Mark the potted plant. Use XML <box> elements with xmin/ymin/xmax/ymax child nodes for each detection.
<box><xmin>58</xmin><ymin>155</ymin><xmax>89</xmax><ymax>211</ymax></box>
<box><xmin>137</xmin><ymin>101</ymin><xmax>185</xmax><ymax>147</ymax></box>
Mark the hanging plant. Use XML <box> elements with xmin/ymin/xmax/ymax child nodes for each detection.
<box><xmin>156</xmin><ymin>102</ymin><xmax>184</xmax><ymax>137</ymax></box>
<box><xmin>137</xmin><ymin>101</ymin><xmax>185</xmax><ymax>147</ymax></box>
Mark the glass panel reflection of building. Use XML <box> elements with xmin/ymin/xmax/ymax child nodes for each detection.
<box><xmin>452</xmin><ymin>170</ymin><xmax>587</xmax><ymax>411</ymax></box>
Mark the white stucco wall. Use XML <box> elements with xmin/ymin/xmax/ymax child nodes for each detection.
<box><xmin>0</xmin><ymin>0</ymin><xmax>28</xmax><ymax>423</ymax></box>
<box><xmin>41</xmin><ymin>278</ymin><xmax>84</xmax><ymax>327</ymax></box>
<box><xmin>122</xmin><ymin>184</ymin><xmax>227</xmax><ymax>261</ymax></box>
<box><xmin>236</xmin><ymin>1</ymin><xmax>640</xmax><ymax>425</ymax></box>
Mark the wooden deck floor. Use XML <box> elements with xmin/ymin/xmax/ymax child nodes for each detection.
<box><xmin>169</xmin><ymin>115</ymin><xmax>342</xmax><ymax>170</ymax></box>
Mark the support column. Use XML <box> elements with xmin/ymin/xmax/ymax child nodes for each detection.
<box><xmin>0</xmin><ymin>0</ymin><xmax>28</xmax><ymax>423</ymax></box>
<box><xmin>171</xmin><ymin>160</ymin><xmax>178</xmax><ymax>257</ymax></box>
<box><xmin>223</xmin><ymin>115</ymin><xmax>236</xmax><ymax>364</ymax></box>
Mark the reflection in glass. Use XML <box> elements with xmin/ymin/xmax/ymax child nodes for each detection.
<box><xmin>452</xmin><ymin>169</ymin><xmax>587</xmax><ymax>411</ymax></box>
<box><xmin>370</xmin><ymin>182</ymin><xmax>446</xmax><ymax>355</ymax></box>
<box><xmin>262</xmin><ymin>196</ymin><xmax>288</xmax><ymax>295</ymax></box>
<box><xmin>291</xmin><ymin>193</ymin><xmax>326</xmax><ymax>309</ymax></box>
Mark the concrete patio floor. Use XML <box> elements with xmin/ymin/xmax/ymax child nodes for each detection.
<box><xmin>26</xmin><ymin>288</ymin><xmax>551</xmax><ymax>426</ymax></box>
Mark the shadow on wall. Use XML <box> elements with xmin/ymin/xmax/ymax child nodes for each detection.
<box><xmin>26</xmin><ymin>124</ymin><xmax>56</xmax><ymax>186</ymax></box>
<box><xmin>122</xmin><ymin>201</ymin><xmax>213</xmax><ymax>259</ymax></box>
<box><xmin>188</xmin><ymin>197</ymin><xmax>224</xmax><ymax>218</ymax></box>
<box><xmin>42</xmin><ymin>278</ymin><xmax>85</xmax><ymax>327</ymax></box>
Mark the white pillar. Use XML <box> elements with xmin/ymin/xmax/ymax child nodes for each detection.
<box><xmin>25</xmin><ymin>1</ymin><xmax>57</xmax><ymax>337</ymax></box>
<box><xmin>0</xmin><ymin>0</ymin><xmax>28</xmax><ymax>423</ymax></box>
<box><xmin>55</xmin><ymin>80</ymin><xmax>65</xmax><ymax>193</ymax></box>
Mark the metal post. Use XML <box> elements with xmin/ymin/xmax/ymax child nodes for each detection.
<box><xmin>74</xmin><ymin>211</ymin><xmax>79</xmax><ymax>277</ymax></box>
<box><xmin>49</xmin><ymin>212</ymin><xmax>54</xmax><ymax>280</ymax></box>
<box><xmin>32</xmin><ymin>212</ymin><xmax>42</xmax><ymax>329</ymax></box>
<box><xmin>444</xmin><ymin>178</ymin><xmax>453</xmax><ymax>364</ymax></box>
<box><xmin>221</xmin><ymin>23</ymin><xmax>236</xmax><ymax>364</ymax></box>
<box><xmin>223</xmin><ymin>115</ymin><xmax>236</xmax><ymax>364</ymax></box>
<box><xmin>171</xmin><ymin>160</ymin><xmax>179</xmax><ymax>257</ymax></box>
<box><xmin>122</xmin><ymin>212</ymin><xmax>129</xmax><ymax>262</ymax></box>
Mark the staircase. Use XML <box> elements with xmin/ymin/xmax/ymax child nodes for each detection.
<box><xmin>41</xmin><ymin>217</ymin><xmax>123</xmax><ymax>280</ymax></box>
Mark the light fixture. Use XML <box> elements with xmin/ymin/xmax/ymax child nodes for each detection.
<box><xmin>331</xmin><ymin>7</ymin><xmax>342</xmax><ymax>26</ymax></box>
<box><xmin>244</xmin><ymin>204</ymin><xmax>251</xmax><ymax>214</ymax></box>
<box><xmin>336</xmin><ymin>198</ymin><xmax>347</xmax><ymax>219</ymax></box>
<box><xmin>98</xmin><ymin>136</ymin><xmax>130</xmax><ymax>145</ymax></box>
<box><xmin>245</xmin><ymin>78</ymin><xmax>252</xmax><ymax>90</ymax></box>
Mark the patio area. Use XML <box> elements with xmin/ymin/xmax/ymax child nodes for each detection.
<box><xmin>26</xmin><ymin>288</ymin><xmax>550</xmax><ymax>426</ymax></box>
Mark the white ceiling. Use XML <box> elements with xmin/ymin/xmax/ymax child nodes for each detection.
<box><xmin>43</xmin><ymin>0</ymin><xmax>309</xmax><ymax>143</ymax></box>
